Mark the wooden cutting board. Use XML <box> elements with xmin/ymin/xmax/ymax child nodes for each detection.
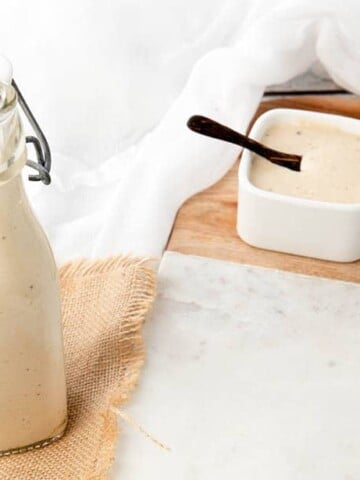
<box><xmin>167</xmin><ymin>95</ymin><xmax>360</xmax><ymax>283</ymax></box>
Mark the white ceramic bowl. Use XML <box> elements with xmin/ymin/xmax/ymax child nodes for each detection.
<box><xmin>237</xmin><ymin>108</ymin><xmax>360</xmax><ymax>262</ymax></box>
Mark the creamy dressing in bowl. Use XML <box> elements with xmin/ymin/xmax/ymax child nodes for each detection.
<box><xmin>250</xmin><ymin>121</ymin><xmax>360</xmax><ymax>204</ymax></box>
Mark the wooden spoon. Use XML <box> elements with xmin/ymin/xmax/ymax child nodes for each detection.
<box><xmin>187</xmin><ymin>115</ymin><xmax>302</xmax><ymax>172</ymax></box>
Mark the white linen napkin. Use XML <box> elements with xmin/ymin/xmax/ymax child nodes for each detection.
<box><xmin>1</xmin><ymin>0</ymin><xmax>360</xmax><ymax>262</ymax></box>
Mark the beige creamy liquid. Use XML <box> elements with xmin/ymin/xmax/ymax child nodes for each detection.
<box><xmin>250</xmin><ymin>121</ymin><xmax>360</xmax><ymax>203</ymax></box>
<box><xmin>0</xmin><ymin>173</ymin><xmax>67</xmax><ymax>453</ymax></box>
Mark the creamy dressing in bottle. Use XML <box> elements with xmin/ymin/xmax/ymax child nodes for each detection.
<box><xmin>0</xmin><ymin>82</ymin><xmax>67</xmax><ymax>455</ymax></box>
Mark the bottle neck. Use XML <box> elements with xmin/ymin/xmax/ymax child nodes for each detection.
<box><xmin>0</xmin><ymin>174</ymin><xmax>27</xmax><ymax>227</ymax></box>
<box><xmin>0</xmin><ymin>82</ymin><xmax>26</xmax><ymax>185</ymax></box>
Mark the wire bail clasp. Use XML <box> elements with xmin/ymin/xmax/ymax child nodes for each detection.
<box><xmin>11</xmin><ymin>79</ymin><xmax>51</xmax><ymax>185</ymax></box>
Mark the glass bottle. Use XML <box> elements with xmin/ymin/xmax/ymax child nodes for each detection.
<box><xmin>0</xmin><ymin>81</ymin><xmax>67</xmax><ymax>455</ymax></box>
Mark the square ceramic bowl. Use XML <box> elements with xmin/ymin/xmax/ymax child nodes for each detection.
<box><xmin>237</xmin><ymin>108</ymin><xmax>360</xmax><ymax>262</ymax></box>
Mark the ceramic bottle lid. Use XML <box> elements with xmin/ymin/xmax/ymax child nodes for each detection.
<box><xmin>0</xmin><ymin>55</ymin><xmax>12</xmax><ymax>84</ymax></box>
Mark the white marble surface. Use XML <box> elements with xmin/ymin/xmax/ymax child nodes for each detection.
<box><xmin>111</xmin><ymin>252</ymin><xmax>360</xmax><ymax>479</ymax></box>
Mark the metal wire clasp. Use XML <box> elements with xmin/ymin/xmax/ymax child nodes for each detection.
<box><xmin>11</xmin><ymin>80</ymin><xmax>51</xmax><ymax>185</ymax></box>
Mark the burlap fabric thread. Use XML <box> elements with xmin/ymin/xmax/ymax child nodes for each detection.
<box><xmin>0</xmin><ymin>256</ymin><xmax>156</xmax><ymax>480</ymax></box>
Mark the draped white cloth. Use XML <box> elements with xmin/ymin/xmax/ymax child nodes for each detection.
<box><xmin>0</xmin><ymin>0</ymin><xmax>359</xmax><ymax>262</ymax></box>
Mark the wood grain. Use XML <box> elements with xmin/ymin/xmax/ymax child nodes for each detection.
<box><xmin>167</xmin><ymin>95</ymin><xmax>360</xmax><ymax>283</ymax></box>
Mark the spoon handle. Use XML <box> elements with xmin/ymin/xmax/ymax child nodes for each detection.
<box><xmin>187</xmin><ymin>115</ymin><xmax>301</xmax><ymax>171</ymax></box>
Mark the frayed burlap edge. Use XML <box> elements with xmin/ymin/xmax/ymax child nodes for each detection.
<box><xmin>59</xmin><ymin>256</ymin><xmax>157</xmax><ymax>480</ymax></box>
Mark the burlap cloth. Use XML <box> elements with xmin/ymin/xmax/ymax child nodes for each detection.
<box><xmin>0</xmin><ymin>256</ymin><xmax>156</xmax><ymax>480</ymax></box>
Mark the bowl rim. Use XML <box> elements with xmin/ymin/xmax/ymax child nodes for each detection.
<box><xmin>239</xmin><ymin>107</ymin><xmax>360</xmax><ymax>212</ymax></box>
